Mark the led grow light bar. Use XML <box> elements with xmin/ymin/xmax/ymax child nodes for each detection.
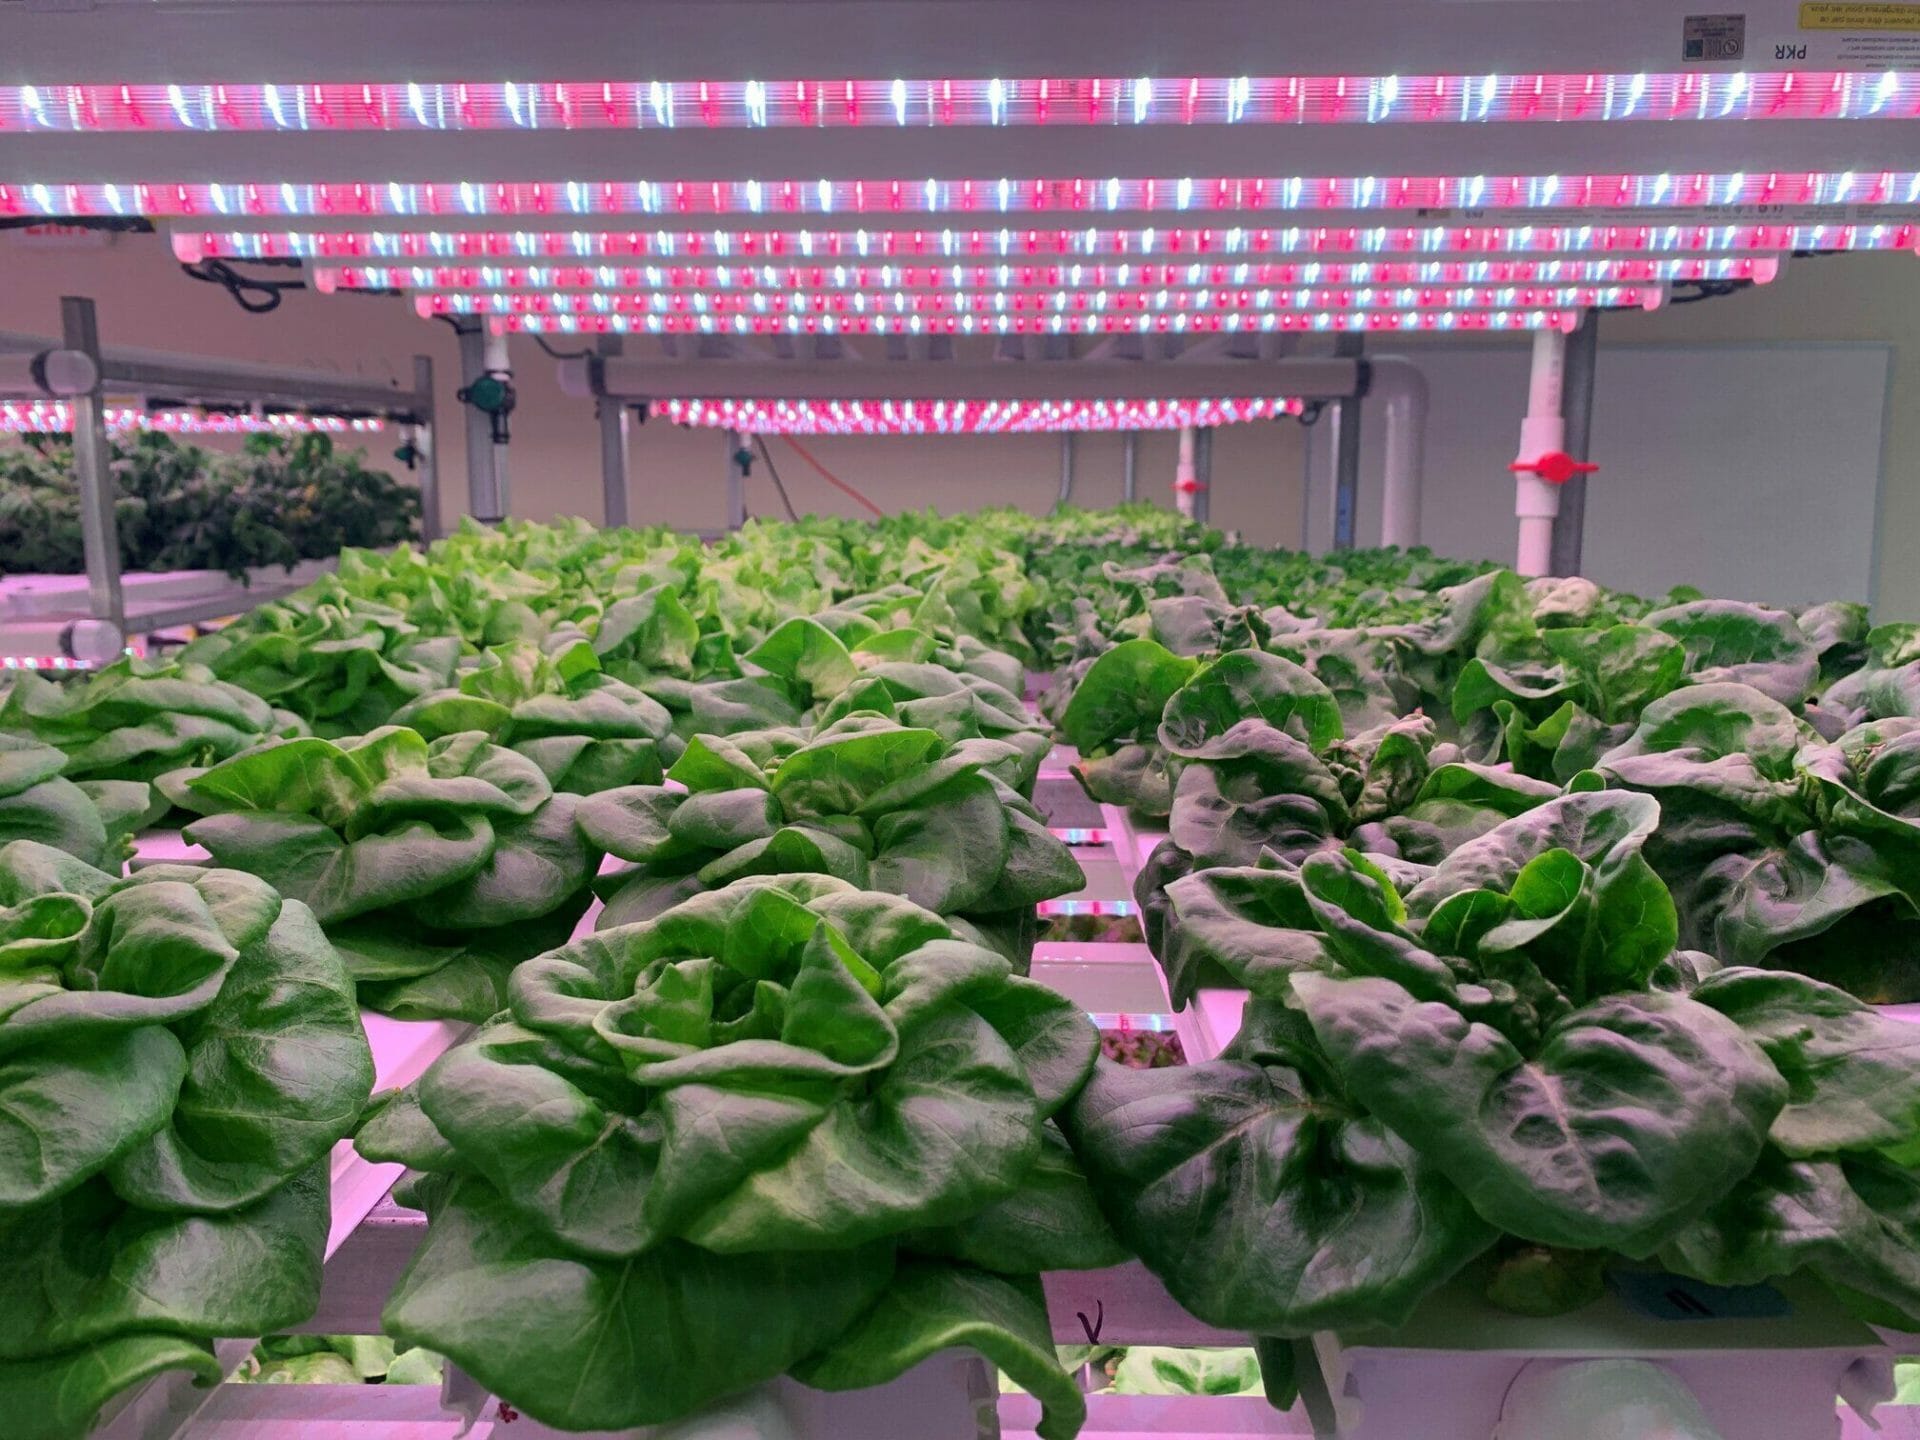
<box><xmin>658</xmin><ymin>397</ymin><xmax>1303</xmax><ymax>434</ymax></box>
<box><xmin>317</xmin><ymin>255</ymin><xmax>1775</xmax><ymax>291</ymax></box>
<box><xmin>413</xmin><ymin>282</ymin><xmax>1660</xmax><ymax>318</ymax></box>
<box><xmin>177</xmin><ymin>222</ymin><xmax>1917</xmax><ymax>265</ymax></box>
<box><xmin>0</xmin><ymin>401</ymin><xmax>387</xmax><ymax>434</ymax></box>
<box><xmin>503</xmin><ymin>306</ymin><xmax>1580</xmax><ymax>335</ymax></box>
<box><xmin>3</xmin><ymin>71</ymin><xmax>1915</xmax><ymax>134</ymax></box>
<box><xmin>15</xmin><ymin>169</ymin><xmax>1915</xmax><ymax>221</ymax></box>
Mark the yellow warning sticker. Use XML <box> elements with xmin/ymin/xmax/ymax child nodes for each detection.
<box><xmin>1801</xmin><ymin>2</ymin><xmax>1920</xmax><ymax>28</ymax></box>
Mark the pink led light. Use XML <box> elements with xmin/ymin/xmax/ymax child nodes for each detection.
<box><xmin>656</xmin><ymin>397</ymin><xmax>1304</xmax><ymax>435</ymax></box>
<box><xmin>412</xmin><ymin>281</ymin><xmax>1659</xmax><ymax>319</ymax></box>
<box><xmin>0</xmin><ymin>402</ymin><xmax>385</xmax><ymax>435</ymax></box>
<box><xmin>2</xmin><ymin>72</ymin><xmax>1914</xmax><ymax>135</ymax></box>
<box><xmin>16</xmin><ymin>169</ymin><xmax>1913</xmax><ymax>221</ymax></box>
<box><xmin>326</xmin><ymin>255</ymin><xmax>1765</xmax><ymax>291</ymax></box>
<box><xmin>494</xmin><ymin>306</ymin><xmax>1581</xmax><ymax>336</ymax></box>
<box><xmin>179</xmin><ymin>222</ymin><xmax>1913</xmax><ymax>266</ymax></box>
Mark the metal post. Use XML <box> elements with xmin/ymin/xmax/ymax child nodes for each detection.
<box><xmin>1192</xmin><ymin>426</ymin><xmax>1214</xmax><ymax>524</ymax></box>
<box><xmin>60</xmin><ymin>297</ymin><xmax>124</xmax><ymax>636</ymax></box>
<box><xmin>1329</xmin><ymin>337</ymin><xmax>1365</xmax><ymax>551</ymax></box>
<box><xmin>483</xmin><ymin>328</ymin><xmax>512</xmax><ymax>519</ymax></box>
<box><xmin>411</xmin><ymin>354</ymin><xmax>439</xmax><ymax>543</ymax></box>
<box><xmin>596</xmin><ymin>337</ymin><xmax>631</xmax><ymax>529</ymax></box>
<box><xmin>1121</xmin><ymin>431</ymin><xmax>1139</xmax><ymax>502</ymax></box>
<box><xmin>1057</xmin><ymin>432</ymin><xmax>1076</xmax><ymax>507</ymax></box>
<box><xmin>1550</xmin><ymin>311</ymin><xmax>1600</xmax><ymax>577</ymax></box>
<box><xmin>454</xmin><ymin>321</ymin><xmax>500</xmax><ymax>522</ymax></box>
<box><xmin>723</xmin><ymin>429</ymin><xmax>747</xmax><ymax>530</ymax></box>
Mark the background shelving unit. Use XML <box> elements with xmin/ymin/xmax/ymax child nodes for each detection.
<box><xmin>0</xmin><ymin>295</ymin><xmax>439</xmax><ymax>663</ymax></box>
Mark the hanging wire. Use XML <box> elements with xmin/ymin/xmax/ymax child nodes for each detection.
<box><xmin>754</xmin><ymin>435</ymin><xmax>800</xmax><ymax>521</ymax></box>
<box><xmin>779</xmin><ymin>435</ymin><xmax>885</xmax><ymax>518</ymax></box>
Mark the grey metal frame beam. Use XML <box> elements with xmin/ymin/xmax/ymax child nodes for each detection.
<box><xmin>1550</xmin><ymin>311</ymin><xmax>1601</xmax><ymax>577</ymax></box>
<box><xmin>596</xmin><ymin>336</ymin><xmax>632</xmax><ymax>528</ymax></box>
<box><xmin>570</xmin><ymin>356</ymin><xmax>1364</xmax><ymax>404</ymax></box>
<box><xmin>454</xmin><ymin>320</ymin><xmax>503</xmax><ymax>522</ymax></box>
<box><xmin>61</xmin><ymin>297</ymin><xmax>125</xmax><ymax>637</ymax></box>
<box><xmin>1329</xmin><ymin>337</ymin><xmax>1366</xmax><ymax>551</ymax></box>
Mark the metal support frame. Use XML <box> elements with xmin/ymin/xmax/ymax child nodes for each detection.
<box><xmin>595</xmin><ymin>337</ymin><xmax>632</xmax><ymax>529</ymax></box>
<box><xmin>1121</xmin><ymin>431</ymin><xmax>1140</xmax><ymax>502</ymax></box>
<box><xmin>723</xmin><ymin>428</ymin><xmax>749</xmax><ymax>529</ymax></box>
<box><xmin>411</xmin><ymin>354</ymin><xmax>440</xmax><ymax>542</ymax></box>
<box><xmin>564</xmin><ymin>355</ymin><xmax>1365</xmax><ymax>405</ymax></box>
<box><xmin>1056</xmin><ymin>432</ymin><xmax>1076</xmax><ymax>507</ymax></box>
<box><xmin>453</xmin><ymin>320</ymin><xmax>502</xmax><ymax>522</ymax></box>
<box><xmin>1550</xmin><ymin>311</ymin><xmax>1601</xmax><ymax>577</ymax></box>
<box><xmin>0</xmin><ymin>298</ymin><xmax>438</xmax><ymax>648</ymax></box>
<box><xmin>60</xmin><ymin>297</ymin><xmax>124</xmax><ymax>638</ymax></box>
<box><xmin>1329</xmin><ymin>337</ymin><xmax>1367</xmax><ymax>551</ymax></box>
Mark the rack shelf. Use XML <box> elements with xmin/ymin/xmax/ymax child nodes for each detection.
<box><xmin>0</xmin><ymin>297</ymin><xmax>438</xmax><ymax>663</ymax></box>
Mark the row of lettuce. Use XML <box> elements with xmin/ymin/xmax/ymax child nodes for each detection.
<box><xmin>1057</xmin><ymin>556</ymin><xmax>1920</xmax><ymax>1376</ymax></box>
<box><xmin>3</xmin><ymin>506</ymin><xmax>1919</xmax><ymax>1438</ymax></box>
<box><xmin>0</xmin><ymin>510</ymin><xmax>1138</xmax><ymax>1440</ymax></box>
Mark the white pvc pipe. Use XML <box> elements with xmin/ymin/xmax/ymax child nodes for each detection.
<box><xmin>1175</xmin><ymin>424</ymin><xmax>1198</xmax><ymax>519</ymax></box>
<box><xmin>1513</xmin><ymin>328</ymin><xmax>1568</xmax><ymax>578</ymax></box>
<box><xmin>1372</xmin><ymin>357</ymin><xmax>1429</xmax><ymax>551</ymax></box>
<box><xmin>484</xmin><ymin>327</ymin><xmax>512</xmax><ymax>517</ymax></box>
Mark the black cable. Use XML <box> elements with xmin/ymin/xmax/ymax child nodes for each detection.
<box><xmin>754</xmin><ymin>435</ymin><xmax>800</xmax><ymax>521</ymax></box>
<box><xmin>0</xmin><ymin>215</ymin><xmax>153</xmax><ymax>235</ymax></box>
<box><xmin>532</xmin><ymin>335</ymin><xmax>592</xmax><ymax>361</ymax></box>
<box><xmin>1667</xmin><ymin>279</ymin><xmax>1754</xmax><ymax>306</ymax></box>
<box><xmin>179</xmin><ymin>257</ymin><xmax>306</xmax><ymax>314</ymax></box>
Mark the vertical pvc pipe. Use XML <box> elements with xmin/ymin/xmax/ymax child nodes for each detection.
<box><xmin>1550</xmin><ymin>311</ymin><xmax>1600</xmax><ymax>577</ymax></box>
<box><xmin>1121</xmin><ymin>431</ymin><xmax>1139</xmax><ymax>502</ymax></box>
<box><xmin>1373</xmin><ymin>358</ymin><xmax>1428</xmax><ymax>551</ymax></box>
<box><xmin>483</xmin><ymin>328</ymin><xmax>512</xmax><ymax>520</ymax></box>
<box><xmin>1057</xmin><ymin>432</ymin><xmax>1076</xmax><ymax>507</ymax></box>
<box><xmin>1514</xmin><ymin>327</ymin><xmax>1568</xmax><ymax>578</ymax></box>
<box><xmin>1192</xmin><ymin>426</ymin><xmax>1213</xmax><ymax>524</ymax></box>
<box><xmin>596</xmin><ymin>337</ymin><xmax>631</xmax><ymax>529</ymax></box>
<box><xmin>411</xmin><ymin>355</ymin><xmax>440</xmax><ymax>543</ymax></box>
<box><xmin>60</xmin><ymin>297</ymin><xmax>124</xmax><ymax>635</ymax></box>
<box><xmin>1175</xmin><ymin>425</ymin><xmax>1198</xmax><ymax>519</ymax></box>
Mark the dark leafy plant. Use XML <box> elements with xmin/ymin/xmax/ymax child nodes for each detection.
<box><xmin>1067</xmin><ymin>792</ymin><xmax>1920</xmax><ymax>1354</ymax></box>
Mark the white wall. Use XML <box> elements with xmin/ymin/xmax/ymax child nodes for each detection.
<box><xmin>1305</xmin><ymin>339</ymin><xmax>1892</xmax><ymax>606</ymax></box>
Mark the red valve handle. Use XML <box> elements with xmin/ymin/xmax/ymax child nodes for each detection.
<box><xmin>1509</xmin><ymin>451</ymin><xmax>1600</xmax><ymax>486</ymax></box>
